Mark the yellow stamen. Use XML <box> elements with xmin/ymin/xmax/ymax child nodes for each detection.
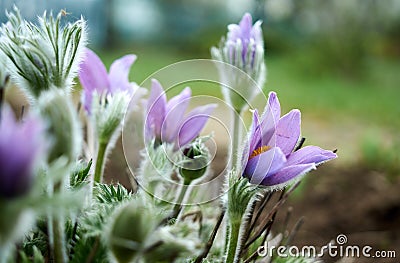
<box><xmin>249</xmin><ymin>145</ymin><xmax>271</xmax><ymax>159</ymax></box>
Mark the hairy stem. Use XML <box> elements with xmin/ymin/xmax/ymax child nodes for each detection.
<box><xmin>230</xmin><ymin>109</ymin><xmax>242</xmax><ymax>171</ymax></box>
<box><xmin>94</xmin><ymin>142</ymin><xmax>107</xmax><ymax>184</ymax></box>
<box><xmin>52</xmin><ymin>215</ymin><xmax>66</xmax><ymax>263</ymax></box>
<box><xmin>225</xmin><ymin>219</ymin><xmax>241</xmax><ymax>263</ymax></box>
<box><xmin>171</xmin><ymin>178</ymin><xmax>191</xmax><ymax>220</ymax></box>
<box><xmin>225</xmin><ymin>109</ymin><xmax>242</xmax><ymax>257</ymax></box>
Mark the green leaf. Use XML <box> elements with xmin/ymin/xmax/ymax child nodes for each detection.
<box><xmin>70</xmin><ymin>160</ymin><xmax>92</xmax><ymax>188</ymax></box>
<box><xmin>95</xmin><ymin>183</ymin><xmax>132</xmax><ymax>204</ymax></box>
<box><xmin>19</xmin><ymin>246</ymin><xmax>45</xmax><ymax>263</ymax></box>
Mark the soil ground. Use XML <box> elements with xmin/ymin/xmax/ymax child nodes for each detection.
<box><xmin>106</xmin><ymin>141</ymin><xmax>400</xmax><ymax>263</ymax></box>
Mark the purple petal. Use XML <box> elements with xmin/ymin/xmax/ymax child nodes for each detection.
<box><xmin>286</xmin><ymin>146</ymin><xmax>337</xmax><ymax>166</ymax></box>
<box><xmin>79</xmin><ymin>48</ymin><xmax>110</xmax><ymax>112</ymax></box>
<box><xmin>251</xmin><ymin>20</ymin><xmax>263</xmax><ymax>45</ymax></box>
<box><xmin>274</xmin><ymin>109</ymin><xmax>301</xmax><ymax>155</ymax></box>
<box><xmin>0</xmin><ymin>106</ymin><xmax>45</xmax><ymax>198</ymax></box>
<box><xmin>261</xmin><ymin>163</ymin><xmax>315</xmax><ymax>187</ymax></box>
<box><xmin>109</xmin><ymin>54</ymin><xmax>136</xmax><ymax>94</ymax></box>
<box><xmin>227</xmin><ymin>24</ymin><xmax>241</xmax><ymax>42</ymax></box>
<box><xmin>241</xmin><ymin>109</ymin><xmax>260</xmax><ymax>171</ymax></box>
<box><xmin>258</xmin><ymin>92</ymin><xmax>281</xmax><ymax>148</ymax></box>
<box><xmin>162</xmin><ymin>87</ymin><xmax>191</xmax><ymax>143</ymax></box>
<box><xmin>238</xmin><ymin>13</ymin><xmax>252</xmax><ymax>40</ymax></box>
<box><xmin>244</xmin><ymin>147</ymin><xmax>287</xmax><ymax>185</ymax></box>
<box><xmin>177</xmin><ymin>104</ymin><xmax>217</xmax><ymax>148</ymax></box>
<box><xmin>248</xmin><ymin>109</ymin><xmax>261</xmax><ymax>154</ymax></box>
<box><xmin>146</xmin><ymin>79</ymin><xmax>167</xmax><ymax>140</ymax></box>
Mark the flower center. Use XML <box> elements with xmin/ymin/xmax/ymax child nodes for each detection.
<box><xmin>249</xmin><ymin>145</ymin><xmax>271</xmax><ymax>159</ymax></box>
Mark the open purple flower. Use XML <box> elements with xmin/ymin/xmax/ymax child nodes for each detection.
<box><xmin>242</xmin><ymin>92</ymin><xmax>337</xmax><ymax>188</ymax></box>
<box><xmin>145</xmin><ymin>79</ymin><xmax>217</xmax><ymax>149</ymax></box>
<box><xmin>226</xmin><ymin>13</ymin><xmax>263</xmax><ymax>67</ymax></box>
<box><xmin>0</xmin><ymin>106</ymin><xmax>45</xmax><ymax>198</ymax></box>
<box><xmin>79</xmin><ymin>48</ymin><xmax>139</xmax><ymax>113</ymax></box>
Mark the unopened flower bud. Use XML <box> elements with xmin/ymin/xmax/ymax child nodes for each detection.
<box><xmin>178</xmin><ymin>138</ymin><xmax>210</xmax><ymax>184</ymax></box>
<box><xmin>38</xmin><ymin>88</ymin><xmax>81</xmax><ymax>163</ymax></box>
<box><xmin>107</xmin><ymin>201</ymin><xmax>160</xmax><ymax>263</ymax></box>
<box><xmin>211</xmin><ymin>13</ymin><xmax>266</xmax><ymax>112</ymax></box>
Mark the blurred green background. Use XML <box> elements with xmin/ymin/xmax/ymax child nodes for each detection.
<box><xmin>2</xmin><ymin>0</ymin><xmax>399</xmax><ymax>166</ymax></box>
<box><xmin>2</xmin><ymin>0</ymin><xmax>400</xmax><ymax>257</ymax></box>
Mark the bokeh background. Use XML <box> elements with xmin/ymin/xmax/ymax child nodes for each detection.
<box><xmin>1</xmin><ymin>0</ymin><xmax>400</xmax><ymax>262</ymax></box>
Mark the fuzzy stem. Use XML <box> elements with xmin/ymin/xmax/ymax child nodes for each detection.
<box><xmin>171</xmin><ymin>178</ymin><xmax>191</xmax><ymax>220</ymax></box>
<box><xmin>225</xmin><ymin>219</ymin><xmax>241</xmax><ymax>263</ymax></box>
<box><xmin>94</xmin><ymin>141</ymin><xmax>107</xmax><ymax>184</ymax></box>
<box><xmin>52</xmin><ymin>216</ymin><xmax>66</xmax><ymax>263</ymax></box>
<box><xmin>224</xmin><ymin>221</ymin><xmax>230</xmax><ymax>254</ymax></box>
<box><xmin>225</xmin><ymin>110</ymin><xmax>242</xmax><ymax>259</ymax></box>
<box><xmin>230</xmin><ymin>109</ymin><xmax>242</xmax><ymax>171</ymax></box>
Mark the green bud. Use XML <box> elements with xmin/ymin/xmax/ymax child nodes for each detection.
<box><xmin>92</xmin><ymin>92</ymin><xmax>129</xmax><ymax>145</ymax></box>
<box><xmin>179</xmin><ymin>138</ymin><xmax>210</xmax><ymax>184</ymax></box>
<box><xmin>38</xmin><ymin>88</ymin><xmax>82</xmax><ymax>163</ymax></box>
<box><xmin>107</xmin><ymin>201</ymin><xmax>160</xmax><ymax>263</ymax></box>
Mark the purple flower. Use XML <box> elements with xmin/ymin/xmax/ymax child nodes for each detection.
<box><xmin>79</xmin><ymin>48</ymin><xmax>138</xmax><ymax>113</ymax></box>
<box><xmin>0</xmin><ymin>106</ymin><xmax>45</xmax><ymax>198</ymax></box>
<box><xmin>145</xmin><ymin>79</ymin><xmax>217</xmax><ymax>149</ymax></box>
<box><xmin>211</xmin><ymin>13</ymin><xmax>266</xmax><ymax>111</ymax></box>
<box><xmin>242</xmin><ymin>92</ymin><xmax>337</xmax><ymax>188</ymax></box>
<box><xmin>226</xmin><ymin>13</ymin><xmax>263</xmax><ymax>68</ymax></box>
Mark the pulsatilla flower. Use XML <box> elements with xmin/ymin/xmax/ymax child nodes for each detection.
<box><xmin>145</xmin><ymin>79</ymin><xmax>216</xmax><ymax>149</ymax></box>
<box><xmin>211</xmin><ymin>13</ymin><xmax>266</xmax><ymax>112</ymax></box>
<box><xmin>79</xmin><ymin>48</ymin><xmax>145</xmax><ymax>183</ymax></box>
<box><xmin>224</xmin><ymin>13</ymin><xmax>264</xmax><ymax>72</ymax></box>
<box><xmin>79</xmin><ymin>48</ymin><xmax>141</xmax><ymax>114</ymax></box>
<box><xmin>0</xmin><ymin>105</ymin><xmax>45</xmax><ymax>198</ymax></box>
<box><xmin>242</xmin><ymin>92</ymin><xmax>337</xmax><ymax>188</ymax></box>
